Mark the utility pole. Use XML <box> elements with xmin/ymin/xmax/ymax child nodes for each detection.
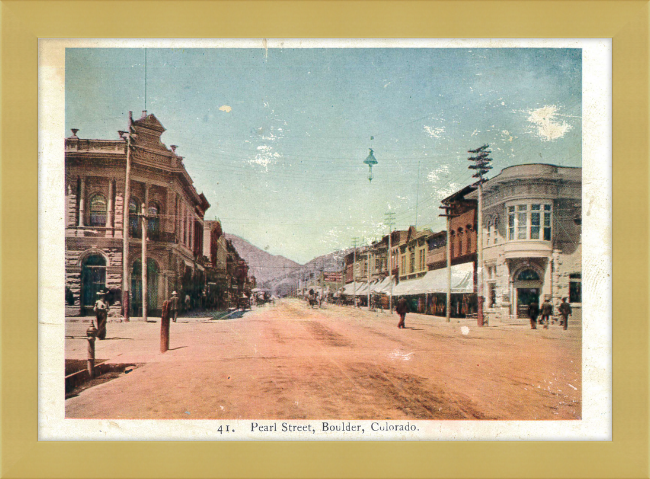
<box><xmin>351</xmin><ymin>237</ymin><xmax>359</xmax><ymax>307</ymax></box>
<box><xmin>439</xmin><ymin>205</ymin><xmax>459</xmax><ymax>322</ymax></box>
<box><xmin>415</xmin><ymin>160</ymin><xmax>420</xmax><ymax>228</ymax></box>
<box><xmin>384</xmin><ymin>212</ymin><xmax>396</xmax><ymax>311</ymax></box>
<box><xmin>468</xmin><ymin>144</ymin><xmax>493</xmax><ymax>327</ymax></box>
<box><xmin>120</xmin><ymin>112</ymin><xmax>135</xmax><ymax>322</ymax></box>
<box><xmin>141</xmin><ymin>202</ymin><xmax>148</xmax><ymax>321</ymax></box>
<box><xmin>367</xmin><ymin>245</ymin><xmax>372</xmax><ymax>310</ymax></box>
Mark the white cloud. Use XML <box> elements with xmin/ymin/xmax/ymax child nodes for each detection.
<box><xmin>249</xmin><ymin>145</ymin><xmax>280</xmax><ymax>171</ymax></box>
<box><xmin>423</xmin><ymin>125</ymin><xmax>445</xmax><ymax>138</ymax></box>
<box><xmin>219</xmin><ymin>105</ymin><xmax>232</xmax><ymax>113</ymax></box>
<box><xmin>527</xmin><ymin>105</ymin><xmax>573</xmax><ymax>141</ymax></box>
<box><xmin>501</xmin><ymin>130</ymin><xmax>514</xmax><ymax>142</ymax></box>
<box><xmin>427</xmin><ymin>164</ymin><xmax>450</xmax><ymax>184</ymax></box>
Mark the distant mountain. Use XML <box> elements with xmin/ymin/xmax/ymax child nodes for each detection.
<box><xmin>224</xmin><ymin>234</ymin><xmax>301</xmax><ymax>286</ymax></box>
<box><xmin>263</xmin><ymin>248</ymin><xmax>350</xmax><ymax>296</ymax></box>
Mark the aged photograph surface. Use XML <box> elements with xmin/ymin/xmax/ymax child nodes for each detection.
<box><xmin>51</xmin><ymin>40</ymin><xmax>605</xmax><ymax>439</ymax></box>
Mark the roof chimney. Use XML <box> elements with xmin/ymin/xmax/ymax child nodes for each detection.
<box><xmin>141</xmin><ymin>110</ymin><xmax>148</xmax><ymax>118</ymax></box>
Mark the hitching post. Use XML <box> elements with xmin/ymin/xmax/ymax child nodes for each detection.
<box><xmin>86</xmin><ymin>325</ymin><xmax>97</xmax><ymax>379</ymax></box>
<box><xmin>160</xmin><ymin>300</ymin><xmax>171</xmax><ymax>353</ymax></box>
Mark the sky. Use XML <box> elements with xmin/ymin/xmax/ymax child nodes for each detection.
<box><xmin>66</xmin><ymin>47</ymin><xmax>582</xmax><ymax>264</ymax></box>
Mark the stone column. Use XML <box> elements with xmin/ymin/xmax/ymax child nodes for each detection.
<box><xmin>107</xmin><ymin>179</ymin><xmax>114</xmax><ymax>231</ymax></box>
<box><xmin>181</xmin><ymin>202</ymin><xmax>186</xmax><ymax>246</ymax></box>
<box><xmin>65</xmin><ymin>182</ymin><xmax>72</xmax><ymax>229</ymax></box>
<box><xmin>144</xmin><ymin>183</ymin><xmax>150</xmax><ymax>220</ymax></box>
<box><xmin>77</xmin><ymin>177</ymin><xmax>86</xmax><ymax>227</ymax></box>
<box><xmin>189</xmin><ymin>212</ymin><xmax>194</xmax><ymax>254</ymax></box>
<box><xmin>543</xmin><ymin>257</ymin><xmax>553</xmax><ymax>299</ymax></box>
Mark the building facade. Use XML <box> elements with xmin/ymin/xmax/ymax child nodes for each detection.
<box><xmin>65</xmin><ymin>112</ymin><xmax>210</xmax><ymax>316</ymax></box>
<box><xmin>398</xmin><ymin>226</ymin><xmax>432</xmax><ymax>281</ymax></box>
<box><xmin>466</xmin><ymin>164</ymin><xmax>582</xmax><ymax>320</ymax></box>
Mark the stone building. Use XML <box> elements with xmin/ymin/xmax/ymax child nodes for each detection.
<box><xmin>465</xmin><ymin>163</ymin><xmax>582</xmax><ymax>320</ymax></box>
<box><xmin>65</xmin><ymin>111</ymin><xmax>210</xmax><ymax>316</ymax></box>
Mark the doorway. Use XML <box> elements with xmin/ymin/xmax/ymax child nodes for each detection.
<box><xmin>517</xmin><ymin>288</ymin><xmax>540</xmax><ymax>318</ymax></box>
<box><xmin>81</xmin><ymin>254</ymin><xmax>106</xmax><ymax>314</ymax></box>
<box><xmin>131</xmin><ymin>258</ymin><xmax>159</xmax><ymax>315</ymax></box>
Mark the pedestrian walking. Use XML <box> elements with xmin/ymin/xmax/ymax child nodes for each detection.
<box><xmin>93</xmin><ymin>291</ymin><xmax>109</xmax><ymax>340</ymax></box>
<box><xmin>396</xmin><ymin>297</ymin><xmax>409</xmax><ymax>329</ymax></box>
<box><xmin>184</xmin><ymin>293</ymin><xmax>191</xmax><ymax>312</ymax></box>
<box><xmin>170</xmin><ymin>291</ymin><xmax>179</xmax><ymax>322</ymax></box>
<box><xmin>540</xmin><ymin>298</ymin><xmax>553</xmax><ymax>329</ymax></box>
<box><xmin>558</xmin><ymin>297</ymin><xmax>572</xmax><ymax>330</ymax></box>
<box><xmin>528</xmin><ymin>299</ymin><xmax>540</xmax><ymax>329</ymax></box>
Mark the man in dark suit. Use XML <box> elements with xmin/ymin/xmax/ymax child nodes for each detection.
<box><xmin>540</xmin><ymin>298</ymin><xmax>553</xmax><ymax>329</ymax></box>
<box><xmin>528</xmin><ymin>299</ymin><xmax>540</xmax><ymax>330</ymax></box>
<box><xmin>558</xmin><ymin>297</ymin><xmax>572</xmax><ymax>330</ymax></box>
<box><xmin>396</xmin><ymin>297</ymin><xmax>409</xmax><ymax>329</ymax></box>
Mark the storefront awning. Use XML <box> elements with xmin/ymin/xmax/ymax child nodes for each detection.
<box><xmin>392</xmin><ymin>263</ymin><xmax>475</xmax><ymax>296</ymax></box>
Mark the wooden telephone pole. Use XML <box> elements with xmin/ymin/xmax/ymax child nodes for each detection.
<box><xmin>468</xmin><ymin>144</ymin><xmax>493</xmax><ymax>327</ymax></box>
<box><xmin>439</xmin><ymin>206</ymin><xmax>458</xmax><ymax>322</ymax></box>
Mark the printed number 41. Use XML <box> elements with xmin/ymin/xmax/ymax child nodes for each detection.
<box><xmin>217</xmin><ymin>425</ymin><xmax>230</xmax><ymax>434</ymax></box>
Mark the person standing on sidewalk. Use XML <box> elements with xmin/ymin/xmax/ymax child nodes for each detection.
<box><xmin>528</xmin><ymin>299</ymin><xmax>540</xmax><ymax>329</ymax></box>
<box><xmin>396</xmin><ymin>297</ymin><xmax>409</xmax><ymax>329</ymax></box>
<box><xmin>558</xmin><ymin>297</ymin><xmax>572</xmax><ymax>330</ymax></box>
<box><xmin>540</xmin><ymin>298</ymin><xmax>553</xmax><ymax>329</ymax></box>
<box><xmin>170</xmin><ymin>291</ymin><xmax>179</xmax><ymax>322</ymax></box>
<box><xmin>93</xmin><ymin>291</ymin><xmax>109</xmax><ymax>340</ymax></box>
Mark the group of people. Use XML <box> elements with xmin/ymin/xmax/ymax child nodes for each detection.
<box><xmin>394</xmin><ymin>295</ymin><xmax>573</xmax><ymax>331</ymax></box>
<box><xmin>528</xmin><ymin>297</ymin><xmax>572</xmax><ymax>330</ymax></box>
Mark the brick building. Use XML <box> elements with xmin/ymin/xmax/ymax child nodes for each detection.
<box><xmin>65</xmin><ymin>111</ymin><xmax>210</xmax><ymax>316</ymax></box>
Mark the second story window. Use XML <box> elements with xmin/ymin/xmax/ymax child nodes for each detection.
<box><xmin>129</xmin><ymin>197</ymin><xmax>142</xmax><ymax>238</ymax></box>
<box><xmin>409</xmin><ymin>249</ymin><xmax>415</xmax><ymax>273</ymax></box>
<box><xmin>508</xmin><ymin>202</ymin><xmax>552</xmax><ymax>241</ymax></box>
<box><xmin>89</xmin><ymin>194</ymin><xmax>107</xmax><ymax>226</ymax></box>
<box><xmin>148</xmin><ymin>203</ymin><xmax>161</xmax><ymax>240</ymax></box>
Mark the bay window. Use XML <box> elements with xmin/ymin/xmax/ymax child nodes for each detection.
<box><xmin>507</xmin><ymin>202</ymin><xmax>552</xmax><ymax>241</ymax></box>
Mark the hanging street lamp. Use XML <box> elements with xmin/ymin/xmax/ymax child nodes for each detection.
<box><xmin>363</xmin><ymin>148</ymin><xmax>378</xmax><ymax>182</ymax></box>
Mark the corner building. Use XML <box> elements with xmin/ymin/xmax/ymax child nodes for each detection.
<box><xmin>65</xmin><ymin>112</ymin><xmax>210</xmax><ymax>316</ymax></box>
<box><xmin>465</xmin><ymin>164</ymin><xmax>582</xmax><ymax>321</ymax></box>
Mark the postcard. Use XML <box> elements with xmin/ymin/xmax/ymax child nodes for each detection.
<box><xmin>38</xmin><ymin>38</ymin><xmax>611</xmax><ymax>441</ymax></box>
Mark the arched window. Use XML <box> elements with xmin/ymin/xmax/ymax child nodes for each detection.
<box><xmin>148</xmin><ymin>202</ymin><xmax>161</xmax><ymax>240</ymax></box>
<box><xmin>516</xmin><ymin>269</ymin><xmax>540</xmax><ymax>281</ymax></box>
<box><xmin>129</xmin><ymin>197</ymin><xmax>142</xmax><ymax>238</ymax></box>
<box><xmin>89</xmin><ymin>194</ymin><xmax>107</xmax><ymax>226</ymax></box>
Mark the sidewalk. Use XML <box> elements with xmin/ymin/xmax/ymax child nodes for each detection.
<box><xmin>65</xmin><ymin>311</ymin><xmax>235</xmax><ymax>365</ymax></box>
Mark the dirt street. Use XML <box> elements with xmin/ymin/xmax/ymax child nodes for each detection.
<box><xmin>66</xmin><ymin>299</ymin><xmax>581</xmax><ymax>420</ymax></box>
